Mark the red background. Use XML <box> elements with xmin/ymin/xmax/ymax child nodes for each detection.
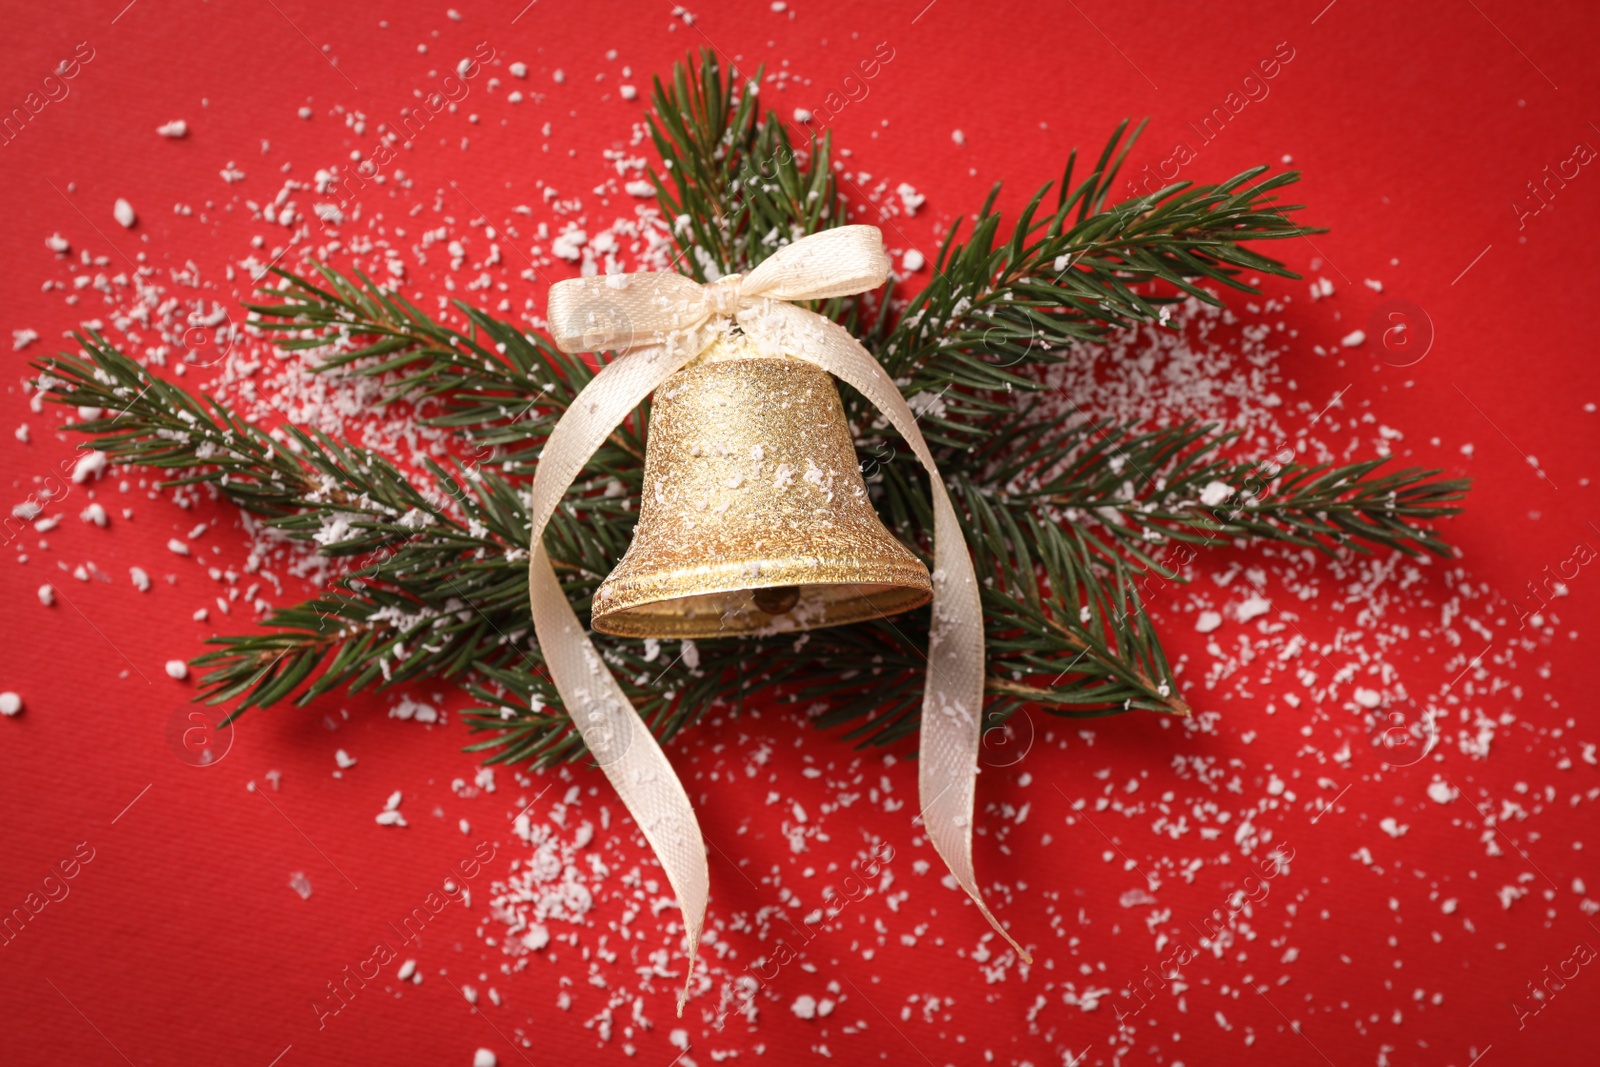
<box><xmin>4</xmin><ymin>1</ymin><xmax>1600</xmax><ymax>1064</ymax></box>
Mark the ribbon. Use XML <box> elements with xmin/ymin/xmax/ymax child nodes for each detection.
<box><xmin>531</xmin><ymin>225</ymin><xmax>1029</xmax><ymax>1012</ymax></box>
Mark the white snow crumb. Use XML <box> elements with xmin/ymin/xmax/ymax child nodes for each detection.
<box><xmin>1363</xmin><ymin>278</ymin><xmax>1384</xmax><ymax>292</ymax></box>
<box><xmin>1341</xmin><ymin>329</ymin><xmax>1366</xmax><ymax>347</ymax></box>
<box><xmin>1119</xmin><ymin>887</ymin><xmax>1158</xmax><ymax>907</ymax></box>
<box><xmin>297</xmin><ymin>106</ymin><xmax>313</xmax><ymax>119</ymax></box>
<box><xmin>951</xmin><ymin>128</ymin><xmax>965</xmax><ymax>145</ymax></box>
<box><xmin>288</xmin><ymin>871</ymin><xmax>313</xmax><ymax>899</ymax></box>
<box><xmin>551</xmin><ymin>228</ymin><xmax>586</xmax><ymax>261</ymax></box>
<box><xmin>669</xmin><ymin>1030</ymin><xmax>690</xmax><ymax>1052</ymax></box>
<box><xmin>35</xmin><ymin>515</ymin><xmax>58</xmax><ymax>533</ymax></box>
<box><xmin>1427</xmin><ymin>781</ymin><xmax>1457</xmax><ymax>804</ymax></box>
<box><xmin>165</xmin><ymin>660</ymin><xmax>189</xmax><ymax>680</ymax></box>
<box><xmin>376</xmin><ymin>789</ymin><xmax>407</xmax><ymax>826</ymax></box>
<box><xmin>552</xmin><ymin>68</ymin><xmax>565</xmax><ymax>83</ymax></box>
<box><xmin>38</xmin><ymin>584</ymin><xmax>55</xmax><ymax>607</ymax></box>
<box><xmin>791</xmin><ymin>994</ymin><xmax>818</xmax><ymax>1019</ymax></box>
<box><xmin>45</xmin><ymin>232</ymin><xmax>69</xmax><ymax>252</ymax></box>
<box><xmin>1352</xmin><ymin>688</ymin><xmax>1383</xmax><ymax>709</ymax></box>
<box><xmin>12</xmin><ymin>501</ymin><xmax>41</xmax><ymax>520</ymax></box>
<box><xmin>520</xmin><ymin>924</ymin><xmax>550</xmax><ymax>951</ymax></box>
<box><xmin>1194</xmin><ymin>611</ymin><xmax>1223</xmax><ymax>634</ymax></box>
<box><xmin>71</xmin><ymin>450</ymin><xmax>108</xmax><ymax>484</ymax></box>
<box><xmin>902</xmin><ymin>248</ymin><xmax>926</xmax><ymax>272</ymax></box>
<box><xmin>793</xmin><ymin>107</ymin><xmax>813</xmax><ymax>123</ymax></box>
<box><xmin>193</xmin><ymin>608</ymin><xmax>208</xmax><ymax>622</ymax></box>
<box><xmin>896</xmin><ymin>182</ymin><xmax>926</xmax><ymax>216</ymax></box>
<box><xmin>1379</xmin><ymin>817</ymin><xmax>1408</xmax><ymax>838</ymax></box>
<box><xmin>0</xmin><ymin>692</ymin><xmax>22</xmax><ymax>717</ymax></box>
<box><xmin>130</xmin><ymin>567</ymin><xmax>151</xmax><ymax>592</ymax></box>
<box><xmin>1441</xmin><ymin>898</ymin><xmax>1458</xmax><ymax>914</ymax></box>
<box><xmin>81</xmin><ymin>503</ymin><xmax>108</xmax><ymax>527</ymax></box>
<box><xmin>620</xmin><ymin>84</ymin><xmax>637</xmax><ymax>100</ymax></box>
<box><xmin>473</xmin><ymin>1051</ymin><xmax>497</xmax><ymax>1067</ymax></box>
<box><xmin>1234</xmin><ymin>595</ymin><xmax>1272</xmax><ymax>623</ymax></box>
<box><xmin>113</xmin><ymin>198</ymin><xmax>137</xmax><ymax>228</ymax></box>
<box><xmin>335</xmin><ymin>748</ymin><xmax>357</xmax><ymax>769</ymax></box>
<box><xmin>1199</xmin><ymin>480</ymin><xmax>1234</xmax><ymax>507</ymax></box>
<box><xmin>13</xmin><ymin>424</ymin><xmax>28</xmax><ymax>443</ymax></box>
<box><xmin>446</xmin><ymin>7</ymin><xmax>461</xmax><ymax>19</ymax></box>
<box><xmin>624</xmin><ymin>179</ymin><xmax>655</xmax><ymax>197</ymax></box>
<box><xmin>397</xmin><ymin>959</ymin><xmax>417</xmax><ymax>981</ymax></box>
<box><xmin>167</xmin><ymin>538</ymin><xmax>190</xmax><ymax>556</ymax></box>
<box><xmin>817</xmin><ymin>998</ymin><xmax>835</xmax><ymax>1017</ymax></box>
<box><xmin>459</xmin><ymin>818</ymin><xmax>471</xmax><ymax>835</ymax></box>
<box><xmin>155</xmin><ymin>120</ymin><xmax>188</xmax><ymax>138</ymax></box>
<box><xmin>509</xmin><ymin>61</ymin><xmax>528</xmax><ymax>78</ymax></box>
<box><xmin>390</xmin><ymin>695</ymin><xmax>440</xmax><ymax>723</ymax></box>
<box><xmin>12</xmin><ymin>328</ymin><xmax>39</xmax><ymax>351</ymax></box>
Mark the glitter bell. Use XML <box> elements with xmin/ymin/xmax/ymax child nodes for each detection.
<box><xmin>590</xmin><ymin>334</ymin><xmax>932</xmax><ymax>638</ymax></box>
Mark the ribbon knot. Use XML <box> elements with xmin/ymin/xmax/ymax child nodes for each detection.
<box><xmin>531</xmin><ymin>225</ymin><xmax>1029</xmax><ymax>1014</ymax></box>
<box><xmin>704</xmin><ymin>273</ymin><xmax>744</xmax><ymax>317</ymax></box>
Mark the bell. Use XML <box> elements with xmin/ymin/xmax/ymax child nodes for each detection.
<box><xmin>591</xmin><ymin>334</ymin><xmax>932</xmax><ymax>638</ymax></box>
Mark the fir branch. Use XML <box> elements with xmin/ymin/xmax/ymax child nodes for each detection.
<box><xmin>878</xmin><ymin>121</ymin><xmax>1323</xmax><ymax>399</ymax></box>
<box><xmin>36</xmin><ymin>335</ymin><xmax>541</xmax><ymax>709</ymax></box>
<box><xmin>797</xmin><ymin>462</ymin><xmax>1191</xmax><ymax>749</ymax></box>
<box><xmin>978</xmin><ymin>411</ymin><xmax>1471</xmax><ymax>566</ymax></box>
<box><xmin>647</xmin><ymin>49</ymin><xmax>844</xmax><ymax>279</ymax></box>
<box><xmin>245</xmin><ymin>264</ymin><xmax>649</xmax><ymax>483</ymax></box>
<box><xmin>967</xmin><ymin>484</ymin><xmax>1186</xmax><ymax>718</ymax></box>
<box><xmin>36</xmin><ymin>333</ymin><xmax>507</xmax><ymax>556</ymax></box>
<box><xmin>34</xmin><ymin>332</ymin><xmax>759</xmax><ymax>762</ymax></box>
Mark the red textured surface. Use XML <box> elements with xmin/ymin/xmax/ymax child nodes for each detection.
<box><xmin>4</xmin><ymin>1</ymin><xmax>1600</xmax><ymax>1065</ymax></box>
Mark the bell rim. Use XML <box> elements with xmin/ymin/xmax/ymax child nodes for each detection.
<box><xmin>591</xmin><ymin>564</ymin><xmax>933</xmax><ymax>639</ymax></box>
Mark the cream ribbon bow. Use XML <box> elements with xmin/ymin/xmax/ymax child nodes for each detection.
<box><xmin>532</xmin><ymin>225</ymin><xmax>1029</xmax><ymax>1012</ymax></box>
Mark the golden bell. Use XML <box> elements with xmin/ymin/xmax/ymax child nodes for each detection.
<box><xmin>591</xmin><ymin>334</ymin><xmax>932</xmax><ymax>638</ymax></box>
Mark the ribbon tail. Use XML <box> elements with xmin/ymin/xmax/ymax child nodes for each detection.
<box><xmin>742</xmin><ymin>302</ymin><xmax>1031</xmax><ymax>964</ymax></box>
<box><xmin>525</xmin><ymin>342</ymin><xmax>709</xmax><ymax>1012</ymax></box>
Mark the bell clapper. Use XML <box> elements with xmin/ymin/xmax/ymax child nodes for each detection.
<box><xmin>752</xmin><ymin>585</ymin><xmax>801</xmax><ymax>616</ymax></box>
